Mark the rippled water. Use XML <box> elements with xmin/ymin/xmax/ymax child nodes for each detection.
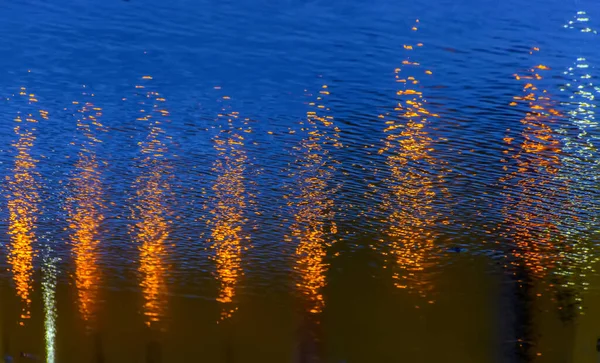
<box><xmin>1</xmin><ymin>0</ymin><xmax>599</xmax><ymax>362</ymax></box>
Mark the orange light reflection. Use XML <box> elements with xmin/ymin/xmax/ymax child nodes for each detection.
<box><xmin>67</xmin><ymin>97</ymin><xmax>105</xmax><ymax>324</ymax></box>
<box><xmin>6</xmin><ymin>87</ymin><xmax>41</xmax><ymax>326</ymax></box>
<box><xmin>131</xmin><ymin>78</ymin><xmax>171</xmax><ymax>327</ymax></box>
<box><xmin>289</xmin><ymin>85</ymin><xmax>341</xmax><ymax>315</ymax></box>
<box><xmin>209</xmin><ymin>99</ymin><xmax>249</xmax><ymax>321</ymax></box>
<box><xmin>379</xmin><ymin>21</ymin><xmax>445</xmax><ymax>298</ymax></box>
<box><xmin>500</xmin><ymin>52</ymin><xmax>563</xmax><ymax>279</ymax></box>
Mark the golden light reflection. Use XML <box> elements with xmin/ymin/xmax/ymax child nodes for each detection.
<box><xmin>208</xmin><ymin>97</ymin><xmax>251</xmax><ymax>321</ymax></box>
<box><xmin>66</xmin><ymin>93</ymin><xmax>106</xmax><ymax>325</ymax></box>
<box><xmin>131</xmin><ymin>77</ymin><xmax>172</xmax><ymax>327</ymax></box>
<box><xmin>378</xmin><ymin>20</ymin><xmax>445</xmax><ymax>298</ymax></box>
<box><xmin>6</xmin><ymin>86</ymin><xmax>43</xmax><ymax>326</ymax></box>
<box><xmin>287</xmin><ymin>85</ymin><xmax>341</xmax><ymax>315</ymax></box>
<box><xmin>501</xmin><ymin>48</ymin><xmax>563</xmax><ymax>279</ymax></box>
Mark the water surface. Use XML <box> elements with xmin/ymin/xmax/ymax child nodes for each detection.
<box><xmin>1</xmin><ymin>0</ymin><xmax>600</xmax><ymax>362</ymax></box>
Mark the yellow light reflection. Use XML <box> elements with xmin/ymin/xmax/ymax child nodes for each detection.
<box><xmin>208</xmin><ymin>97</ymin><xmax>250</xmax><ymax>321</ymax></box>
<box><xmin>131</xmin><ymin>77</ymin><xmax>171</xmax><ymax>327</ymax></box>
<box><xmin>288</xmin><ymin>85</ymin><xmax>341</xmax><ymax>315</ymax></box>
<box><xmin>6</xmin><ymin>86</ymin><xmax>42</xmax><ymax>326</ymax></box>
<box><xmin>379</xmin><ymin>21</ymin><xmax>444</xmax><ymax>298</ymax></box>
<box><xmin>501</xmin><ymin>49</ymin><xmax>563</xmax><ymax>279</ymax></box>
<box><xmin>66</xmin><ymin>96</ymin><xmax>105</xmax><ymax>325</ymax></box>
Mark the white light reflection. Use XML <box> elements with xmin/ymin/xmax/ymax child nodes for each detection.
<box><xmin>41</xmin><ymin>245</ymin><xmax>58</xmax><ymax>363</ymax></box>
<box><xmin>552</xmin><ymin>11</ymin><xmax>600</xmax><ymax>315</ymax></box>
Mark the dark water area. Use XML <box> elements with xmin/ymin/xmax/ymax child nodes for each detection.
<box><xmin>0</xmin><ymin>0</ymin><xmax>599</xmax><ymax>362</ymax></box>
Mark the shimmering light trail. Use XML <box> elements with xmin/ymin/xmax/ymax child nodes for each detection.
<box><xmin>378</xmin><ymin>20</ymin><xmax>447</xmax><ymax>299</ymax></box>
<box><xmin>131</xmin><ymin>76</ymin><xmax>172</xmax><ymax>327</ymax></box>
<box><xmin>6</xmin><ymin>86</ymin><xmax>44</xmax><ymax>326</ymax></box>
<box><xmin>208</xmin><ymin>95</ymin><xmax>252</xmax><ymax>321</ymax></box>
<box><xmin>66</xmin><ymin>91</ymin><xmax>106</xmax><ymax>325</ymax></box>
<box><xmin>288</xmin><ymin>85</ymin><xmax>341</xmax><ymax>316</ymax></box>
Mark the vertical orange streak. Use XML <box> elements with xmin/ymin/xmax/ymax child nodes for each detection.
<box><xmin>289</xmin><ymin>85</ymin><xmax>340</xmax><ymax>315</ymax></box>
<box><xmin>6</xmin><ymin>87</ymin><xmax>43</xmax><ymax>326</ymax></box>
<box><xmin>67</xmin><ymin>98</ymin><xmax>105</xmax><ymax>324</ymax></box>
<box><xmin>502</xmin><ymin>53</ymin><xmax>563</xmax><ymax>278</ymax></box>
<box><xmin>209</xmin><ymin>101</ymin><xmax>249</xmax><ymax>321</ymax></box>
<box><xmin>379</xmin><ymin>21</ymin><xmax>444</xmax><ymax>297</ymax></box>
<box><xmin>131</xmin><ymin>78</ymin><xmax>171</xmax><ymax>327</ymax></box>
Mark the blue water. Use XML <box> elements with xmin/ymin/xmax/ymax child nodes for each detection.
<box><xmin>0</xmin><ymin>0</ymin><xmax>599</xmax><ymax>362</ymax></box>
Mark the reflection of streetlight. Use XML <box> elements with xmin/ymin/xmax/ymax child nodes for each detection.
<box><xmin>66</xmin><ymin>93</ymin><xmax>106</xmax><ymax>327</ymax></box>
<box><xmin>503</xmin><ymin>52</ymin><xmax>562</xmax><ymax>280</ymax></box>
<box><xmin>6</xmin><ymin>86</ymin><xmax>44</xmax><ymax>327</ymax></box>
<box><xmin>208</xmin><ymin>96</ymin><xmax>251</xmax><ymax>322</ymax></box>
<box><xmin>130</xmin><ymin>76</ymin><xmax>172</xmax><ymax>329</ymax></box>
<box><xmin>500</xmin><ymin>49</ymin><xmax>569</xmax><ymax>360</ymax></box>
<box><xmin>378</xmin><ymin>20</ymin><xmax>446</xmax><ymax>299</ymax></box>
<box><xmin>287</xmin><ymin>84</ymin><xmax>340</xmax><ymax>362</ymax></box>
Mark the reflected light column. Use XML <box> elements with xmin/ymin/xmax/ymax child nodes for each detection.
<box><xmin>66</xmin><ymin>94</ymin><xmax>106</xmax><ymax>326</ymax></box>
<box><xmin>503</xmin><ymin>53</ymin><xmax>563</xmax><ymax>279</ymax></box>
<box><xmin>378</xmin><ymin>20</ymin><xmax>445</xmax><ymax>299</ymax></box>
<box><xmin>288</xmin><ymin>85</ymin><xmax>341</xmax><ymax>316</ymax></box>
<box><xmin>131</xmin><ymin>76</ymin><xmax>172</xmax><ymax>328</ymax></box>
<box><xmin>208</xmin><ymin>97</ymin><xmax>251</xmax><ymax>321</ymax></box>
<box><xmin>6</xmin><ymin>87</ymin><xmax>45</xmax><ymax>326</ymax></box>
<box><xmin>501</xmin><ymin>50</ymin><xmax>566</xmax><ymax>359</ymax></box>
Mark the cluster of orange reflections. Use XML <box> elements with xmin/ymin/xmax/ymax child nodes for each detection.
<box><xmin>501</xmin><ymin>48</ymin><xmax>564</xmax><ymax>278</ymax></box>
<box><xmin>208</xmin><ymin>97</ymin><xmax>251</xmax><ymax>321</ymax></box>
<box><xmin>66</xmin><ymin>96</ymin><xmax>105</xmax><ymax>325</ymax></box>
<box><xmin>378</xmin><ymin>20</ymin><xmax>444</xmax><ymax>298</ymax></box>
<box><xmin>131</xmin><ymin>77</ymin><xmax>172</xmax><ymax>327</ymax></box>
<box><xmin>289</xmin><ymin>85</ymin><xmax>341</xmax><ymax>315</ymax></box>
<box><xmin>6</xmin><ymin>87</ymin><xmax>43</xmax><ymax>325</ymax></box>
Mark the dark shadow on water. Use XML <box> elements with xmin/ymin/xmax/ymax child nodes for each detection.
<box><xmin>512</xmin><ymin>264</ymin><xmax>535</xmax><ymax>363</ymax></box>
<box><xmin>294</xmin><ymin>314</ymin><xmax>323</xmax><ymax>363</ymax></box>
<box><xmin>223</xmin><ymin>333</ymin><xmax>234</xmax><ymax>363</ymax></box>
<box><xmin>94</xmin><ymin>334</ymin><xmax>104</xmax><ymax>363</ymax></box>
<box><xmin>146</xmin><ymin>341</ymin><xmax>161</xmax><ymax>363</ymax></box>
<box><xmin>2</xmin><ymin>332</ymin><xmax>10</xmax><ymax>363</ymax></box>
